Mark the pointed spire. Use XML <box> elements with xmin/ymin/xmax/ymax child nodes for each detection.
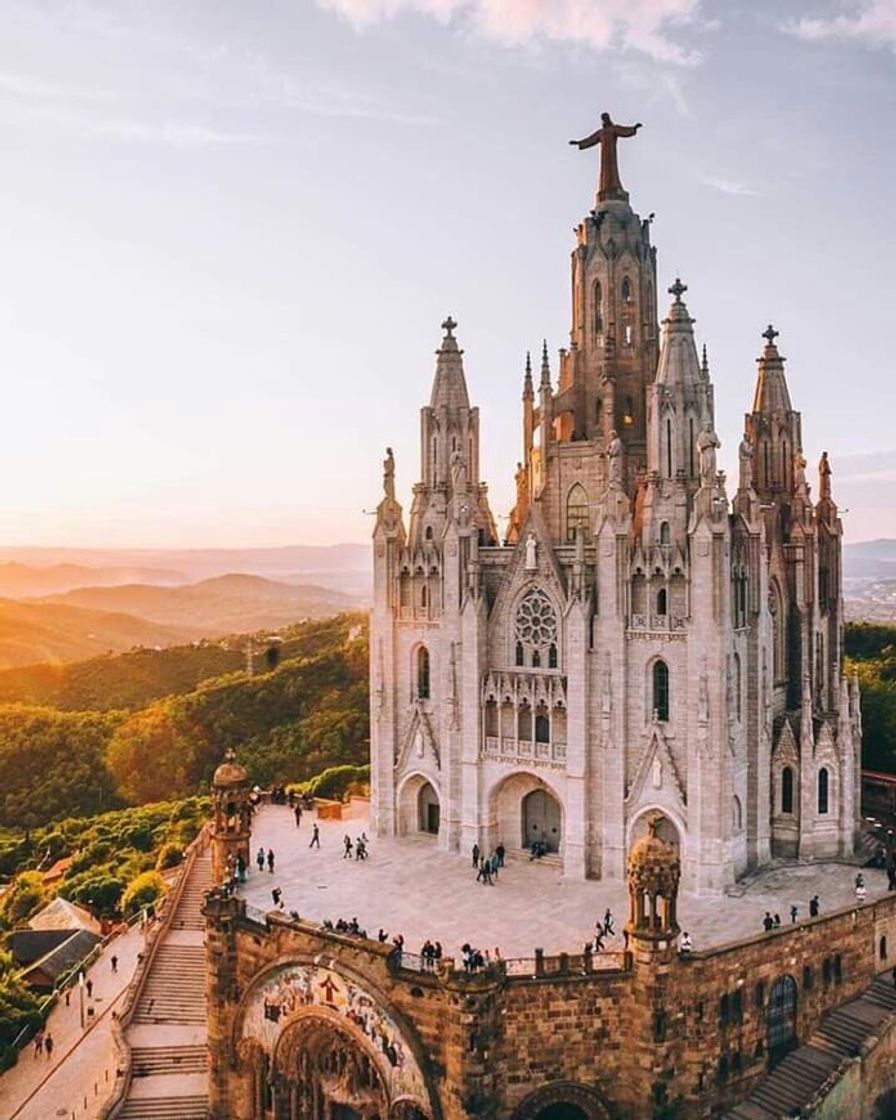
<box><xmin>523</xmin><ymin>351</ymin><xmax>533</xmax><ymax>400</ymax></box>
<box><xmin>701</xmin><ymin>343</ymin><xmax>709</xmax><ymax>378</ymax></box>
<box><xmin>540</xmin><ymin>339</ymin><xmax>551</xmax><ymax>388</ymax></box>
<box><xmin>751</xmin><ymin>324</ymin><xmax>792</xmax><ymax>414</ymax></box>
<box><xmin>655</xmin><ymin>277</ymin><xmax>700</xmax><ymax>386</ymax></box>
<box><xmin>430</xmin><ymin>315</ymin><xmax>470</xmax><ymax>411</ymax></box>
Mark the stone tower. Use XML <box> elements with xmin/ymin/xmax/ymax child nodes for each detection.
<box><xmin>369</xmin><ymin>118</ymin><xmax>859</xmax><ymax>894</ymax></box>
<box><xmin>210</xmin><ymin>751</ymin><xmax>251</xmax><ymax>884</ymax></box>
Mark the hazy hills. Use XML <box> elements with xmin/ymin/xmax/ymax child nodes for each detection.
<box><xmin>0</xmin><ymin>598</ymin><xmax>192</xmax><ymax>668</ymax></box>
<box><xmin>37</xmin><ymin>574</ymin><xmax>355</xmax><ymax>637</ymax></box>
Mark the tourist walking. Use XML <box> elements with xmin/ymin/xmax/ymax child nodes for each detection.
<box><xmin>271</xmin><ymin>887</ymin><xmax>283</xmax><ymax>909</ymax></box>
<box><xmin>309</xmin><ymin>823</ymin><xmax>320</xmax><ymax>849</ymax></box>
<box><xmin>86</xmin><ymin>978</ymin><xmax>93</xmax><ymax>999</ymax></box>
<box><xmin>790</xmin><ymin>904</ymin><xmax>798</xmax><ymax>923</ymax></box>
<box><xmin>603</xmin><ymin>909</ymin><xmax>615</xmax><ymax>937</ymax></box>
<box><xmin>111</xmin><ymin>954</ymin><xmax>118</xmax><ymax>973</ymax></box>
<box><xmin>472</xmin><ymin>842</ymin><xmax>480</xmax><ymax>868</ymax></box>
<box><xmin>33</xmin><ymin>1031</ymin><xmax>43</xmax><ymax>1058</ymax></box>
<box><xmin>267</xmin><ymin>848</ymin><xmax>275</xmax><ymax>873</ymax></box>
<box><xmin>809</xmin><ymin>895</ymin><xmax>820</xmax><ymax>918</ymax></box>
<box><xmin>343</xmin><ymin>835</ymin><xmax>353</xmax><ymax>859</ymax></box>
<box><xmin>294</xmin><ymin>805</ymin><xmax>302</xmax><ymax>828</ymax></box>
<box><xmin>763</xmin><ymin>912</ymin><xmax>774</xmax><ymax>932</ymax></box>
<box><xmin>256</xmin><ymin>846</ymin><xmax>265</xmax><ymax>872</ymax></box>
<box><xmin>43</xmin><ymin>1033</ymin><xmax>53</xmax><ymax>1060</ymax></box>
<box><xmin>496</xmin><ymin>843</ymin><xmax>505</xmax><ymax>868</ymax></box>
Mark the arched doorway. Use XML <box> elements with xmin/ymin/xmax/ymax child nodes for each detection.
<box><xmin>534</xmin><ymin>1107</ymin><xmax>589</xmax><ymax>1120</ymax></box>
<box><xmin>417</xmin><ymin>782</ymin><xmax>440</xmax><ymax>835</ymax></box>
<box><xmin>767</xmin><ymin>975</ymin><xmax>798</xmax><ymax>1066</ymax></box>
<box><xmin>271</xmin><ymin>1015</ymin><xmax>389</xmax><ymax>1119</ymax></box>
<box><xmin>522</xmin><ymin>788</ymin><xmax>562</xmax><ymax>852</ymax></box>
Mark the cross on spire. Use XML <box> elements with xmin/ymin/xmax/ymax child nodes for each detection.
<box><xmin>669</xmin><ymin>277</ymin><xmax>687</xmax><ymax>304</ymax></box>
<box><xmin>442</xmin><ymin>315</ymin><xmax>457</xmax><ymax>338</ymax></box>
<box><xmin>762</xmin><ymin>324</ymin><xmax>779</xmax><ymax>345</ymax></box>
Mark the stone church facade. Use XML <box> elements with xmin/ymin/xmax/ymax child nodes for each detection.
<box><xmin>370</xmin><ymin>139</ymin><xmax>861</xmax><ymax>893</ymax></box>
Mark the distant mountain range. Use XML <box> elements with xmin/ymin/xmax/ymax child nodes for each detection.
<box><xmin>0</xmin><ymin>543</ymin><xmax>371</xmax><ymax>589</ymax></box>
<box><xmin>844</xmin><ymin>541</ymin><xmax>896</xmax><ymax>581</ymax></box>
<box><xmin>36</xmin><ymin>574</ymin><xmax>356</xmax><ymax>637</ymax></box>
<box><xmin>0</xmin><ymin>561</ymin><xmax>186</xmax><ymax>599</ymax></box>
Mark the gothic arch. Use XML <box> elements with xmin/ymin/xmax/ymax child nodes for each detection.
<box><xmin>510</xmin><ymin>1080</ymin><xmax>613</xmax><ymax>1120</ymax></box>
<box><xmin>396</xmin><ymin>771</ymin><xmax>441</xmax><ymax>837</ymax></box>
<box><xmin>626</xmin><ymin>806</ymin><xmax>685</xmax><ymax>861</ymax></box>
<box><xmin>565</xmin><ymin>483</ymin><xmax>589</xmax><ymax>542</ymax></box>
<box><xmin>486</xmin><ymin>770</ymin><xmax>565</xmax><ymax>855</ymax></box>
<box><xmin>232</xmin><ymin>957</ymin><xmax>439</xmax><ymax>1119</ymax></box>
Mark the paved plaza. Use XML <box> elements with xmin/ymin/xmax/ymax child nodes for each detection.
<box><xmin>239</xmin><ymin>803</ymin><xmax>888</xmax><ymax>959</ymax></box>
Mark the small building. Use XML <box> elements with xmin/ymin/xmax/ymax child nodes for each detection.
<box><xmin>20</xmin><ymin>928</ymin><xmax>101</xmax><ymax>993</ymax></box>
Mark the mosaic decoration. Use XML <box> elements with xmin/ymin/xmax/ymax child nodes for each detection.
<box><xmin>241</xmin><ymin>962</ymin><xmax>428</xmax><ymax>1105</ymax></box>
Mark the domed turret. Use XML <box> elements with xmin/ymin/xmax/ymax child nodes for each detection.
<box><xmin>626</xmin><ymin>815</ymin><xmax>680</xmax><ymax>943</ymax></box>
<box><xmin>211</xmin><ymin>750</ymin><xmax>251</xmax><ymax>884</ymax></box>
<box><xmin>213</xmin><ymin>751</ymin><xmax>249</xmax><ymax>790</ymax></box>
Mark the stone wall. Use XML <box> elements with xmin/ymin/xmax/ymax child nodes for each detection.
<box><xmin>205</xmin><ymin>891</ymin><xmax>896</xmax><ymax>1120</ymax></box>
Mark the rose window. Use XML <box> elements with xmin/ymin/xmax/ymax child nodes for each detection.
<box><xmin>515</xmin><ymin>590</ymin><xmax>558</xmax><ymax>650</ymax></box>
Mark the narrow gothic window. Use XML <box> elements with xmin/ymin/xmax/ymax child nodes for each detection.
<box><xmin>881</xmin><ymin>936</ymin><xmax>888</xmax><ymax>961</ymax></box>
<box><xmin>781</xmin><ymin>766</ymin><xmax>794</xmax><ymax>814</ymax></box>
<box><xmin>660</xmin><ymin>521</ymin><xmax>671</xmax><ymax>546</ymax></box>
<box><xmin>592</xmin><ymin>280</ymin><xmax>603</xmax><ymax>333</ymax></box>
<box><xmin>818</xmin><ymin>767</ymin><xmax>829</xmax><ymax>815</ymax></box>
<box><xmin>518</xmin><ymin>703</ymin><xmax>532</xmax><ymax>741</ymax></box>
<box><xmin>621</xmin><ymin>275</ymin><xmax>632</xmax><ymax>303</ymax></box>
<box><xmin>566</xmin><ymin>484</ymin><xmax>589</xmax><ymax>542</ymax></box>
<box><xmin>535</xmin><ymin>707</ymin><xmax>550</xmax><ymax>743</ymax></box>
<box><xmin>733</xmin><ymin>653</ymin><xmax>742</xmax><ymax>721</ymax></box>
<box><xmin>515</xmin><ymin>641</ymin><xmax>524</xmax><ymax>667</ymax></box>
<box><xmin>688</xmin><ymin>417</ymin><xmax>695</xmax><ymax>476</ymax></box>
<box><xmin>653</xmin><ymin>660</ymin><xmax>670</xmax><ymax>721</ymax></box>
<box><xmin>417</xmin><ymin>647</ymin><xmax>430</xmax><ymax>700</ymax></box>
<box><xmin>549</xmin><ymin>644</ymin><xmax>558</xmax><ymax>669</ymax></box>
<box><xmin>665</xmin><ymin>418</ymin><xmax>673</xmax><ymax>477</ymax></box>
<box><xmin>421</xmin><ymin>583</ymin><xmax>428</xmax><ymax>608</ymax></box>
<box><xmin>656</xmin><ymin>588</ymin><xmax>667</xmax><ymax>616</ymax></box>
<box><xmin>532</xmin><ymin>650</ymin><xmax>541</xmax><ymax>668</ymax></box>
<box><xmin>623</xmin><ymin>396</ymin><xmax>634</xmax><ymax>427</ymax></box>
<box><xmin>425</xmin><ymin>526</ymin><xmax>433</xmax><ymax>540</ymax></box>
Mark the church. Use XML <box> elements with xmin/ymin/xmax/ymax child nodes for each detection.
<box><xmin>370</xmin><ymin>116</ymin><xmax>860</xmax><ymax>894</ymax></box>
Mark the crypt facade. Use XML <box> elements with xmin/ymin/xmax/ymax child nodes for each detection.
<box><xmin>369</xmin><ymin>117</ymin><xmax>860</xmax><ymax>893</ymax></box>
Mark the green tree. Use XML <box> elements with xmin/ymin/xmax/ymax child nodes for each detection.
<box><xmin>107</xmin><ymin>707</ymin><xmax>210</xmax><ymax>803</ymax></box>
<box><xmin>121</xmin><ymin>870</ymin><xmax>167</xmax><ymax>916</ymax></box>
<box><xmin>0</xmin><ymin>871</ymin><xmax>46</xmax><ymax>927</ymax></box>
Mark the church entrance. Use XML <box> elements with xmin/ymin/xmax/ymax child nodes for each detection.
<box><xmin>522</xmin><ymin>788</ymin><xmax>562</xmax><ymax>853</ymax></box>
<box><xmin>767</xmin><ymin>975</ymin><xmax>798</xmax><ymax>1067</ymax></box>
<box><xmin>534</xmin><ymin>1107</ymin><xmax>589</xmax><ymax>1120</ymax></box>
<box><xmin>417</xmin><ymin>782</ymin><xmax>440</xmax><ymax>835</ymax></box>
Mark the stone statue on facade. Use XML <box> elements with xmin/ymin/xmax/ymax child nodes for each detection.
<box><xmin>570</xmin><ymin>113</ymin><xmax>643</xmax><ymax>200</ymax></box>
<box><xmin>738</xmin><ymin>433</ymin><xmax>753</xmax><ymax>492</ymax></box>
<box><xmin>607</xmin><ymin>429</ymin><xmax>623</xmax><ymax>485</ymax></box>
<box><xmin>383</xmin><ymin>447</ymin><xmax>395</xmax><ymax>501</ymax></box>
<box><xmin>524</xmin><ymin>533</ymin><xmax>538</xmax><ymax>571</ymax></box>
<box><xmin>697</xmin><ymin>424</ymin><xmax>720</xmax><ymax>488</ymax></box>
<box><xmin>450</xmin><ymin>450</ymin><xmax>468</xmax><ymax>494</ymax></box>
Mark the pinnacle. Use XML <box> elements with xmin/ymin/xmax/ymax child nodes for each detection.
<box><xmin>540</xmin><ymin>340</ymin><xmax>551</xmax><ymax>386</ymax></box>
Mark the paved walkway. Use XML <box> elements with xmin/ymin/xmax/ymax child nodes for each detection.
<box><xmin>0</xmin><ymin>921</ymin><xmax>145</xmax><ymax>1120</ymax></box>
<box><xmin>240</xmin><ymin>803</ymin><xmax>889</xmax><ymax>959</ymax></box>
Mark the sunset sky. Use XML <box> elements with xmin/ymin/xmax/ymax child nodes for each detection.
<box><xmin>0</xmin><ymin>1</ymin><xmax>893</xmax><ymax>547</ymax></box>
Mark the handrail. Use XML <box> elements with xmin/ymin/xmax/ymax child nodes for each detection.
<box><xmin>98</xmin><ymin>823</ymin><xmax>211</xmax><ymax>1120</ymax></box>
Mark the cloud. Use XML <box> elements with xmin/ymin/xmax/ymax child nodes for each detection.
<box><xmin>317</xmin><ymin>0</ymin><xmax>705</xmax><ymax>65</ymax></box>
<box><xmin>789</xmin><ymin>1</ymin><xmax>896</xmax><ymax>51</ymax></box>
<box><xmin>698</xmin><ymin>174</ymin><xmax>758</xmax><ymax>196</ymax></box>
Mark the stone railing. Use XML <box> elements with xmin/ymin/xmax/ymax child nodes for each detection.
<box><xmin>98</xmin><ymin>824</ymin><xmax>211</xmax><ymax>1120</ymax></box>
<box><xmin>484</xmin><ymin>736</ymin><xmax>566</xmax><ymax>764</ymax></box>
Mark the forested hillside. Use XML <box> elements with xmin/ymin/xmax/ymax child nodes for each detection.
<box><xmin>0</xmin><ymin>613</ymin><xmax>369</xmax><ymax>829</ymax></box>
<box><xmin>845</xmin><ymin>621</ymin><xmax>896</xmax><ymax>773</ymax></box>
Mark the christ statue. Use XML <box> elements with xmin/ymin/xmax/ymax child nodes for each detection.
<box><xmin>570</xmin><ymin>113</ymin><xmax>642</xmax><ymax>201</ymax></box>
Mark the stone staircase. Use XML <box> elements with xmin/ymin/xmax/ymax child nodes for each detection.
<box><xmin>116</xmin><ymin>852</ymin><xmax>212</xmax><ymax>1120</ymax></box>
<box><xmin>726</xmin><ymin>971</ymin><xmax>896</xmax><ymax>1119</ymax></box>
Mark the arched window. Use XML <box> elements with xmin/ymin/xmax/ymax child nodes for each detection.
<box><xmin>416</xmin><ymin>647</ymin><xmax>430</xmax><ymax>700</ymax></box>
<box><xmin>770</xmin><ymin>580</ymin><xmax>784</xmax><ymax>680</ymax></box>
<box><xmin>535</xmin><ymin>706</ymin><xmax>550</xmax><ymax>744</ymax></box>
<box><xmin>592</xmin><ymin>279</ymin><xmax>603</xmax><ymax>334</ymax></box>
<box><xmin>621</xmin><ymin>275</ymin><xmax>632</xmax><ymax>303</ymax></box>
<box><xmin>548</xmin><ymin>644</ymin><xmax>558</xmax><ymax>669</ymax></box>
<box><xmin>623</xmin><ymin>396</ymin><xmax>635</xmax><ymax>427</ymax></box>
<box><xmin>660</xmin><ymin>521</ymin><xmax>671</xmax><ymax>546</ymax></box>
<box><xmin>566</xmin><ymin>483</ymin><xmax>589</xmax><ymax>542</ymax></box>
<box><xmin>532</xmin><ymin>650</ymin><xmax>541</xmax><ymax>669</ymax></box>
<box><xmin>881</xmin><ymin>936</ymin><xmax>888</xmax><ymax>961</ymax></box>
<box><xmin>518</xmin><ymin>703</ymin><xmax>532</xmax><ymax>742</ymax></box>
<box><xmin>656</xmin><ymin>588</ymin><xmax>667</xmax><ymax>616</ymax></box>
<box><xmin>818</xmin><ymin>767</ymin><xmax>829</xmax><ymax>815</ymax></box>
<box><xmin>425</xmin><ymin>525</ymin><xmax>433</xmax><ymax>541</ymax></box>
<box><xmin>515</xmin><ymin>641</ymin><xmax>524</xmax><ymax>667</ymax></box>
<box><xmin>515</xmin><ymin>589</ymin><xmax>558</xmax><ymax>668</ymax></box>
<box><xmin>781</xmin><ymin>766</ymin><xmax>794</xmax><ymax>814</ymax></box>
<box><xmin>653</xmin><ymin>660</ymin><xmax>670</xmax><ymax>722</ymax></box>
<box><xmin>420</xmin><ymin>583</ymin><xmax>428</xmax><ymax>608</ymax></box>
